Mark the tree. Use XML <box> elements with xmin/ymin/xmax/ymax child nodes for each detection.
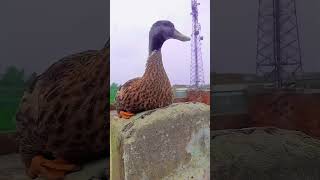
<box><xmin>110</xmin><ymin>82</ymin><xmax>119</xmax><ymax>104</ymax></box>
<box><xmin>110</xmin><ymin>82</ymin><xmax>118</xmax><ymax>89</ymax></box>
<box><xmin>0</xmin><ymin>66</ymin><xmax>25</xmax><ymax>87</ymax></box>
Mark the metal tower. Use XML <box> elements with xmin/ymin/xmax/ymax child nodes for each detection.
<box><xmin>256</xmin><ymin>0</ymin><xmax>303</xmax><ymax>88</ymax></box>
<box><xmin>190</xmin><ymin>0</ymin><xmax>205</xmax><ymax>88</ymax></box>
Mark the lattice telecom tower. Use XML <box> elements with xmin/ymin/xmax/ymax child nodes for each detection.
<box><xmin>190</xmin><ymin>0</ymin><xmax>205</xmax><ymax>88</ymax></box>
<box><xmin>256</xmin><ymin>0</ymin><xmax>303</xmax><ymax>88</ymax></box>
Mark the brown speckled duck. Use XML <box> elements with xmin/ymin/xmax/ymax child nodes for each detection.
<box><xmin>115</xmin><ymin>20</ymin><xmax>190</xmax><ymax>119</ymax></box>
<box><xmin>15</xmin><ymin>40</ymin><xmax>109</xmax><ymax>179</ymax></box>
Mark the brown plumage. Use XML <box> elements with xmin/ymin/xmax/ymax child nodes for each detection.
<box><xmin>115</xmin><ymin>20</ymin><xmax>190</xmax><ymax>116</ymax></box>
<box><xmin>15</xmin><ymin>40</ymin><xmax>109</xmax><ymax>176</ymax></box>
<box><xmin>116</xmin><ymin>51</ymin><xmax>173</xmax><ymax>114</ymax></box>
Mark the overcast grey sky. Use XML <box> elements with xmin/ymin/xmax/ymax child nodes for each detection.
<box><xmin>0</xmin><ymin>0</ymin><xmax>108</xmax><ymax>75</ymax></box>
<box><xmin>110</xmin><ymin>0</ymin><xmax>210</xmax><ymax>85</ymax></box>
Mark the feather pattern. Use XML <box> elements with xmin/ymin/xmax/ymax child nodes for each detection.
<box><xmin>16</xmin><ymin>42</ymin><xmax>110</xmax><ymax>168</ymax></box>
<box><xmin>115</xmin><ymin>50</ymin><xmax>173</xmax><ymax>114</ymax></box>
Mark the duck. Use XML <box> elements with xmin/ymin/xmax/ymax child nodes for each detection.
<box><xmin>15</xmin><ymin>39</ymin><xmax>109</xmax><ymax>179</ymax></box>
<box><xmin>115</xmin><ymin>20</ymin><xmax>190</xmax><ymax>119</ymax></box>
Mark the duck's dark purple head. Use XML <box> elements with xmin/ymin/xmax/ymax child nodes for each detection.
<box><xmin>149</xmin><ymin>20</ymin><xmax>190</xmax><ymax>54</ymax></box>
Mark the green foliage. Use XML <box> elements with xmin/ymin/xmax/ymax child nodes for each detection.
<box><xmin>0</xmin><ymin>66</ymin><xmax>29</xmax><ymax>131</ymax></box>
<box><xmin>0</xmin><ymin>86</ymin><xmax>24</xmax><ymax>131</ymax></box>
<box><xmin>0</xmin><ymin>66</ymin><xmax>25</xmax><ymax>87</ymax></box>
<box><xmin>110</xmin><ymin>82</ymin><xmax>119</xmax><ymax>104</ymax></box>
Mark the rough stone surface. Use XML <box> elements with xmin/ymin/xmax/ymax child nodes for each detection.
<box><xmin>0</xmin><ymin>153</ymin><xmax>108</xmax><ymax>180</ymax></box>
<box><xmin>0</xmin><ymin>154</ymin><xmax>27</xmax><ymax>180</ymax></box>
<box><xmin>212</xmin><ymin>127</ymin><xmax>320</xmax><ymax>180</ymax></box>
<box><xmin>64</xmin><ymin>158</ymin><xmax>108</xmax><ymax>180</ymax></box>
<box><xmin>111</xmin><ymin>103</ymin><xmax>210</xmax><ymax>180</ymax></box>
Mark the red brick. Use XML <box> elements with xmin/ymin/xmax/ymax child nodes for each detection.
<box><xmin>248</xmin><ymin>91</ymin><xmax>320</xmax><ymax>138</ymax></box>
<box><xmin>186</xmin><ymin>90</ymin><xmax>210</xmax><ymax>105</ymax></box>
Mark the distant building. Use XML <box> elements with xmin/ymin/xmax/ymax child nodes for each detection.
<box><xmin>212</xmin><ymin>73</ymin><xmax>264</xmax><ymax>85</ymax></box>
<box><xmin>174</xmin><ymin>87</ymin><xmax>188</xmax><ymax>98</ymax></box>
<box><xmin>212</xmin><ymin>84</ymin><xmax>248</xmax><ymax>115</ymax></box>
<box><xmin>172</xmin><ymin>84</ymin><xmax>210</xmax><ymax>105</ymax></box>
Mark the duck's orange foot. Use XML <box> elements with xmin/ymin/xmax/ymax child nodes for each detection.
<box><xmin>119</xmin><ymin>111</ymin><xmax>135</xmax><ymax>119</ymax></box>
<box><xmin>27</xmin><ymin>155</ymin><xmax>80</xmax><ymax>180</ymax></box>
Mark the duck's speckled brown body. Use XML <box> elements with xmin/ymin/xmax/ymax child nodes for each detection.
<box><xmin>15</xmin><ymin>41</ymin><xmax>109</xmax><ymax>169</ymax></box>
<box><xmin>115</xmin><ymin>50</ymin><xmax>173</xmax><ymax>114</ymax></box>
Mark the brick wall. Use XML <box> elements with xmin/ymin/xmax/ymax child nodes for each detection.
<box><xmin>186</xmin><ymin>90</ymin><xmax>210</xmax><ymax>105</ymax></box>
<box><xmin>212</xmin><ymin>113</ymin><xmax>251</xmax><ymax>130</ymax></box>
<box><xmin>248</xmin><ymin>91</ymin><xmax>320</xmax><ymax>138</ymax></box>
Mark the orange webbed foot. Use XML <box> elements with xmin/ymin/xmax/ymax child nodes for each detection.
<box><xmin>119</xmin><ymin>111</ymin><xmax>135</xmax><ymax>119</ymax></box>
<box><xmin>27</xmin><ymin>155</ymin><xmax>80</xmax><ymax>180</ymax></box>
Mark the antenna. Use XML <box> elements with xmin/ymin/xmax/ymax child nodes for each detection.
<box><xmin>256</xmin><ymin>0</ymin><xmax>303</xmax><ymax>88</ymax></box>
<box><xmin>190</xmin><ymin>0</ymin><xmax>205</xmax><ymax>88</ymax></box>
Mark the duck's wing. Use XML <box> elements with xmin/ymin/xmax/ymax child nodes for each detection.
<box><xmin>115</xmin><ymin>77</ymin><xmax>141</xmax><ymax>112</ymax></box>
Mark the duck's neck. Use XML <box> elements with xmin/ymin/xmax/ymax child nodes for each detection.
<box><xmin>143</xmin><ymin>50</ymin><xmax>169</xmax><ymax>83</ymax></box>
<box><xmin>148</xmin><ymin>34</ymin><xmax>166</xmax><ymax>55</ymax></box>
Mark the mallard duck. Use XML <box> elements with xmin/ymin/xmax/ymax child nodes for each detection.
<box><xmin>115</xmin><ymin>20</ymin><xmax>190</xmax><ymax>119</ymax></box>
<box><xmin>15</xmin><ymin>39</ymin><xmax>109</xmax><ymax>179</ymax></box>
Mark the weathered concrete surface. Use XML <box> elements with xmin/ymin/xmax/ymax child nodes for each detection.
<box><xmin>0</xmin><ymin>153</ymin><xmax>27</xmax><ymax>180</ymax></box>
<box><xmin>111</xmin><ymin>103</ymin><xmax>210</xmax><ymax>180</ymax></box>
<box><xmin>64</xmin><ymin>158</ymin><xmax>108</xmax><ymax>180</ymax></box>
<box><xmin>0</xmin><ymin>153</ymin><xmax>109</xmax><ymax>180</ymax></box>
<box><xmin>212</xmin><ymin>127</ymin><xmax>320</xmax><ymax>180</ymax></box>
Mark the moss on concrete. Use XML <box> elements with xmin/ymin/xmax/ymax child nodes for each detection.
<box><xmin>110</xmin><ymin>112</ymin><xmax>129</xmax><ymax>180</ymax></box>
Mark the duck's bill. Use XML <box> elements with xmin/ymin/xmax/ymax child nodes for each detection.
<box><xmin>173</xmin><ymin>29</ymin><xmax>191</xmax><ymax>41</ymax></box>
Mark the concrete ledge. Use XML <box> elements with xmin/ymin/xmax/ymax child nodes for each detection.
<box><xmin>111</xmin><ymin>103</ymin><xmax>210</xmax><ymax>180</ymax></box>
<box><xmin>212</xmin><ymin>127</ymin><xmax>320</xmax><ymax>180</ymax></box>
<box><xmin>64</xmin><ymin>158</ymin><xmax>108</xmax><ymax>180</ymax></box>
